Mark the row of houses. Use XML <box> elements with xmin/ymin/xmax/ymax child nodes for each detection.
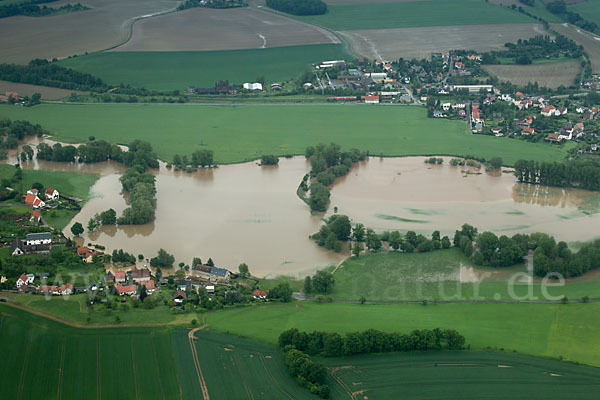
<box><xmin>24</xmin><ymin>187</ymin><xmax>59</xmax><ymax>209</ymax></box>
<box><xmin>15</xmin><ymin>273</ymin><xmax>73</xmax><ymax>295</ymax></box>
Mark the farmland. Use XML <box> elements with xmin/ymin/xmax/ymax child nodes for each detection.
<box><xmin>0</xmin><ymin>0</ymin><xmax>180</xmax><ymax>64</ymax></box>
<box><xmin>341</xmin><ymin>23</ymin><xmax>548</xmax><ymax>61</ymax></box>
<box><xmin>325</xmin><ymin>351</ymin><xmax>600</xmax><ymax>399</ymax></box>
<box><xmin>0</xmin><ymin>103</ymin><xmax>569</xmax><ymax>165</ymax></box>
<box><xmin>330</xmin><ymin>249</ymin><xmax>600</xmax><ymax>301</ymax></box>
<box><xmin>58</xmin><ymin>44</ymin><xmax>347</xmax><ymax>90</ymax></box>
<box><xmin>295</xmin><ymin>0</ymin><xmax>534</xmax><ymax>31</ymax></box>
<box><xmin>183</xmin><ymin>329</ymin><xmax>318</xmax><ymax>399</ymax></box>
<box><xmin>115</xmin><ymin>7</ymin><xmax>338</xmax><ymax>52</ymax></box>
<box><xmin>567</xmin><ymin>0</ymin><xmax>600</xmax><ymax>24</ymax></box>
<box><xmin>0</xmin><ymin>304</ymin><xmax>182</xmax><ymax>400</ymax></box>
<box><xmin>206</xmin><ymin>301</ymin><xmax>600</xmax><ymax>366</ymax></box>
<box><xmin>483</xmin><ymin>60</ymin><xmax>581</xmax><ymax>88</ymax></box>
<box><xmin>0</xmin><ymin>81</ymin><xmax>85</xmax><ymax>100</ymax></box>
<box><xmin>551</xmin><ymin>23</ymin><xmax>600</xmax><ymax>73</ymax></box>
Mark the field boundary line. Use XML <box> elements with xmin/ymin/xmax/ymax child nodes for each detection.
<box><xmin>17</xmin><ymin>333</ymin><xmax>32</xmax><ymax>400</ymax></box>
<box><xmin>151</xmin><ymin>336</ymin><xmax>166</xmax><ymax>400</ymax></box>
<box><xmin>57</xmin><ymin>340</ymin><xmax>66</xmax><ymax>400</ymax></box>
<box><xmin>130</xmin><ymin>338</ymin><xmax>141</xmax><ymax>400</ymax></box>
<box><xmin>258</xmin><ymin>354</ymin><xmax>294</xmax><ymax>399</ymax></box>
<box><xmin>327</xmin><ymin>367</ymin><xmax>356</xmax><ymax>400</ymax></box>
<box><xmin>188</xmin><ymin>327</ymin><xmax>210</xmax><ymax>399</ymax></box>
<box><xmin>96</xmin><ymin>338</ymin><xmax>101</xmax><ymax>400</ymax></box>
<box><xmin>231</xmin><ymin>353</ymin><xmax>254</xmax><ymax>400</ymax></box>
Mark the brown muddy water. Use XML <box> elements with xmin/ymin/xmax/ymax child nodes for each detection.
<box><xmin>327</xmin><ymin>157</ymin><xmax>600</xmax><ymax>243</ymax></box>
<box><xmin>64</xmin><ymin>158</ymin><xmax>344</xmax><ymax>277</ymax></box>
<box><xmin>6</xmin><ymin>137</ymin><xmax>600</xmax><ymax>277</ymax></box>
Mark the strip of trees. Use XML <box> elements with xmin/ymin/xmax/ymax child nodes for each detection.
<box><xmin>266</xmin><ymin>0</ymin><xmax>327</xmax><ymax>15</ymax></box>
<box><xmin>0</xmin><ymin>0</ymin><xmax>88</xmax><ymax>19</ymax></box>
<box><xmin>282</xmin><ymin>347</ymin><xmax>329</xmax><ymax>399</ymax></box>
<box><xmin>513</xmin><ymin>159</ymin><xmax>600</xmax><ymax>191</ymax></box>
<box><xmin>169</xmin><ymin>149</ymin><xmax>214</xmax><ymax>171</ymax></box>
<box><xmin>480</xmin><ymin>35</ymin><xmax>582</xmax><ymax>65</ymax></box>
<box><xmin>303</xmin><ymin>143</ymin><xmax>367</xmax><ymax>212</ymax></box>
<box><xmin>279</xmin><ymin>328</ymin><xmax>466</xmax><ymax>357</ymax></box>
<box><xmin>546</xmin><ymin>0</ymin><xmax>599</xmax><ymax>35</ymax></box>
<box><xmin>0</xmin><ymin>59</ymin><xmax>105</xmax><ymax>91</ymax></box>
<box><xmin>0</xmin><ymin>119</ymin><xmax>46</xmax><ymax>151</ymax></box>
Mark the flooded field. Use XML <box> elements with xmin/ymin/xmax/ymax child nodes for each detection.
<box><xmin>64</xmin><ymin>158</ymin><xmax>344</xmax><ymax>277</ymax></box>
<box><xmin>327</xmin><ymin>157</ymin><xmax>600</xmax><ymax>242</ymax></box>
<box><xmin>7</xmin><ymin>138</ymin><xmax>599</xmax><ymax>277</ymax></box>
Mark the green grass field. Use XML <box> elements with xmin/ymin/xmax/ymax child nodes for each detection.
<box><xmin>0</xmin><ymin>164</ymin><xmax>99</xmax><ymax>201</ymax></box>
<box><xmin>331</xmin><ymin>249</ymin><xmax>600</xmax><ymax>301</ymax></box>
<box><xmin>0</xmin><ymin>304</ymin><xmax>181</xmax><ymax>400</ymax></box>
<box><xmin>324</xmin><ymin>351</ymin><xmax>600</xmax><ymax>399</ymax></box>
<box><xmin>58</xmin><ymin>44</ymin><xmax>348</xmax><ymax>91</ymax></box>
<box><xmin>206</xmin><ymin>301</ymin><xmax>600</xmax><ymax>367</ymax></box>
<box><xmin>0</xmin><ymin>104</ymin><xmax>568</xmax><ymax>165</ymax></box>
<box><xmin>295</xmin><ymin>0</ymin><xmax>533</xmax><ymax>30</ymax></box>
<box><xmin>568</xmin><ymin>0</ymin><xmax>600</xmax><ymax>26</ymax></box>
<box><xmin>186</xmin><ymin>329</ymin><xmax>318</xmax><ymax>399</ymax></box>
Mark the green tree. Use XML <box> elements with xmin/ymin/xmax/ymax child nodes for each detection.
<box><xmin>238</xmin><ymin>263</ymin><xmax>249</xmax><ymax>278</ymax></box>
<box><xmin>389</xmin><ymin>231</ymin><xmax>401</xmax><ymax>251</ymax></box>
<box><xmin>353</xmin><ymin>223</ymin><xmax>365</xmax><ymax>242</ymax></box>
<box><xmin>441</xmin><ymin>236</ymin><xmax>451</xmax><ymax>249</ymax></box>
<box><xmin>99</xmin><ymin>208</ymin><xmax>117</xmax><ymax>225</ymax></box>
<box><xmin>352</xmin><ymin>242</ymin><xmax>362</xmax><ymax>257</ymax></box>
<box><xmin>366</xmin><ymin>230</ymin><xmax>382</xmax><ymax>252</ymax></box>
<box><xmin>328</xmin><ymin>215</ymin><xmax>351</xmax><ymax>241</ymax></box>
<box><xmin>312</xmin><ymin>270</ymin><xmax>334</xmax><ymax>294</ymax></box>
<box><xmin>304</xmin><ymin>276</ymin><xmax>312</xmax><ymax>293</ymax></box>
<box><xmin>150</xmin><ymin>248</ymin><xmax>175</xmax><ymax>268</ymax></box>
<box><xmin>71</xmin><ymin>222</ymin><xmax>84</xmax><ymax>237</ymax></box>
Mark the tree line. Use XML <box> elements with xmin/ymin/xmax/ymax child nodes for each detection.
<box><xmin>0</xmin><ymin>0</ymin><xmax>87</xmax><ymax>18</ymax></box>
<box><xmin>0</xmin><ymin>119</ymin><xmax>46</xmax><ymax>153</ymax></box>
<box><xmin>514</xmin><ymin>159</ymin><xmax>600</xmax><ymax>191</ymax></box>
<box><xmin>282</xmin><ymin>347</ymin><xmax>329</xmax><ymax>398</ymax></box>
<box><xmin>266</xmin><ymin>0</ymin><xmax>327</xmax><ymax>15</ymax></box>
<box><xmin>480</xmin><ymin>35</ymin><xmax>582</xmax><ymax>65</ymax></box>
<box><xmin>0</xmin><ymin>59</ymin><xmax>105</xmax><ymax>91</ymax></box>
<box><xmin>303</xmin><ymin>143</ymin><xmax>367</xmax><ymax>212</ymax></box>
<box><xmin>546</xmin><ymin>0</ymin><xmax>599</xmax><ymax>35</ymax></box>
<box><xmin>169</xmin><ymin>149</ymin><xmax>214</xmax><ymax>171</ymax></box>
<box><xmin>279</xmin><ymin>327</ymin><xmax>466</xmax><ymax>357</ymax></box>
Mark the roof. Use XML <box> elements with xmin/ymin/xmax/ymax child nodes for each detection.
<box><xmin>25</xmin><ymin>232</ymin><xmax>51</xmax><ymax>241</ymax></box>
<box><xmin>194</xmin><ymin>264</ymin><xmax>212</xmax><ymax>273</ymax></box>
<box><xmin>115</xmin><ymin>283</ymin><xmax>137</xmax><ymax>295</ymax></box>
<box><xmin>114</xmin><ymin>271</ymin><xmax>126</xmax><ymax>279</ymax></box>
<box><xmin>18</xmin><ymin>273</ymin><xmax>27</xmax><ymax>282</ymax></box>
<box><xmin>210</xmin><ymin>266</ymin><xmax>229</xmax><ymax>278</ymax></box>
<box><xmin>30</xmin><ymin>209</ymin><xmax>40</xmax><ymax>219</ymax></box>
<box><xmin>138</xmin><ymin>280</ymin><xmax>155</xmax><ymax>290</ymax></box>
<box><xmin>11</xmin><ymin>238</ymin><xmax>24</xmax><ymax>253</ymax></box>
<box><xmin>45</xmin><ymin>187</ymin><xmax>57</xmax><ymax>195</ymax></box>
<box><xmin>252</xmin><ymin>290</ymin><xmax>268</xmax><ymax>297</ymax></box>
<box><xmin>174</xmin><ymin>290</ymin><xmax>187</xmax><ymax>299</ymax></box>
<box><xmin>24</xmin><ymin>193</ymin><xmax>38</xmax><ymax>206</ymax></box>
<box><xmin>363</xmin><ymin>96</ymin><xmax>379</xmax><ymax>100</ymax></box>
<box><xmin>131</xmin><ymin>267</ymin><xmax>150</xmax><ymax>279</ymax></box>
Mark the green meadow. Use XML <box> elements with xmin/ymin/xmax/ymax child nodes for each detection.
<box><xmin>0</xmin><ymin>104</ymin><xmax>568</xmax><ymax>165</ymax></box>
<box><xmin>0</xmin><ymin>304</ymin><xmax>181</xmax><ymax>400</ymax></box>
<box><xmin>331</xmin><ymin>249</ymin><xmax>600</xmax><ymax>301</ymax></box>
<box><xmin>296</xmin><ymin>0</ymin><xmax>533</xmax><ymax>30</ymax></box>
<box><xmin>324</xmin><ymin>351</ymin><xmax>600</xmax><ymax>399</ymax></box>
<box><xmin>206</xmin><ymin>301</ymin><xmax>600</xmax><ymax>367</ymax></box>
<box><xmin>568</xmin><ymin>0</ymin><xmax>600</xmax><ymax>25</ymax></box>
<box><xmin>58</xmin><ymin>44</ymin><xmax>348</xmax><ymax>91</ymax></box>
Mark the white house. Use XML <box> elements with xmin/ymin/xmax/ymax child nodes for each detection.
<box><xmin>24</xmin><ymin>232</ymin><xmax>51</xmax><ymax>246</ymax></box>
<box><xmin>45</xmin><ymin>187</ymin><xmax>59</xmax><ymax>201</ymax></box>
<box><xmin>16</xmin><ymin>273</ymin><xmax>34</xmax><ymax>288</ymax></box>
<box><xmin>442</xmin><ymin>103</ymin><xmax>451</xmax><ymax>111</ymax></box>
<box><xmin>243</xmin><ymin>82</ymin><xmax>263</xmax><ymax>91</ymax></box>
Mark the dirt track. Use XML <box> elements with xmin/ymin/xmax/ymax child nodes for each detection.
<box><xmin>188</xmin><ymin>321</ymin><xmax>210</xmax><ymax>400</ymax></box>
<box><xmin>340</xmin><ymin>23</ymin><xmax>548</xmax><ymax>60</ymax></box>
<box><xmin>114</xmin><ymin>7</ymin><xmax>338</xmax><ymax>52</ymax></box>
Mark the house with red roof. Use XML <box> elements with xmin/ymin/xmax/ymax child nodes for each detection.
<box><xmin>541</xmin><ymin>105</ymin><xmax>557</xmax><ymax>117</ymax></box>
<box><xmin>77</xmin><ymin>247</ymin><xmax>103</xmax><ymax>263</ymax></box>
<box><xmin>138</xmin><ymin>280</ymin><xmax>156</xmax><ymax>294</ymax></box>
<box><xmin>16</xmin><ymin>273</ymin><xmax>34</xmax><ymax>288</ymax></box>
<box><xmin>30</xmin><ymin>209</ymin><xmax>41</xmax><ymax>223</ymax></box>
<box><xmin>115</xmin><ymin>283</ymin><xmax>137</xmax><ymax>296</ymax></box>
<box><xmin>39</xmin><ymin>283</ymin><xmax>73</xmax><ymax>296</ymax></box>
<box><xmin>363</xmin><ymin>95</ymin><xmax>379</xmax><ymax>104</ymax></box>
<box><xmin>114</xmin><ymin>271</ymin><xmax>126</xmax><ymax>283</ymax></box>
<box><xmin>24</xmin><ymin>193</ymin><xmax>45</xmax><ymax>209</ymax></box>
<box><xmin>522</xmin><ymin>127</ymin><xmax>535</xmax><ymax>136</ymax></box>
<box><xmin>252</xmin><ymin>289</ymin><xmax>268</xmax><ymax>299</ymax></box>
<box><xmin>45</xmin><ymin>187</ymin><xmax>59</xmax><ymax>201</ymax></box>
<box><xmin>545</xmin><ymin>133</ymin><xmax>562</xmax><ymax>143</ymax></box>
